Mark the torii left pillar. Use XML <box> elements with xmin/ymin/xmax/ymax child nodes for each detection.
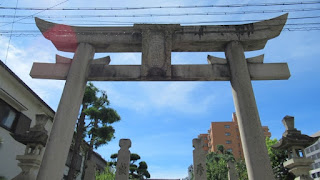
<box><xmin>36</xmin><ymin>43</ymin><xmax>95</xmax><ymax>180</ymax></box>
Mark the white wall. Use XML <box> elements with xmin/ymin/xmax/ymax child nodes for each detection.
<box><xmin>0</xmin><ymin>66</ymin><xmax>54</xmax><ymax>179</ymax></box>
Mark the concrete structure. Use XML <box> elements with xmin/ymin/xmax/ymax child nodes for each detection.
<box><xmin>83</xmin><ymin>159</ymin><xmax>96</xmax><ymax>180</ymax></box>
<box><xmin>192</xmin><ymin>138</ymin><xmax>207</xmax><ymax>180</ymax></box>
<box><xmin>36</xmin><ymin>43</ymin><xmax>95</xmax><ymax>180</ymax></box>
<box><xmin>30</xmin><ymin>14</ymin><xmax>289</xmax><ymax>180</ymax></box>
<box><xmin>0</xmin><ymin>60</ymin><xmax>107</xmax><ymax>180</ymax></box>
<box><xmin>225</xmin><ymin>41</ymin><xmax>275</xmax><ymax>179</ymax></box>
<box><xmin>227</xmin><ymin>161</ymin><xmax>239</xmax><ymax>180</ymax></box>
<box><xmin>115</xmin><ymin>139</ymin><xmax>131</xmax><ymax>180</ymax></box>
<box><xmin>273</xmin><ymin>116</ymin><xmax>319</xmax><ymax>180</ymax></box>
<box><xmin>305</xmin><ymin>131</ymin><xmax>320</xmax><ymax>179</ymax></box>
<box><xmin>205</xmin><ymin>113</ymin><xmax>271</xmax><ymax>159</ymax></box>
<box><xmin>11</xmin><ymin>114</ymin><xmax>50</xmax><ymax>180</ymax></box>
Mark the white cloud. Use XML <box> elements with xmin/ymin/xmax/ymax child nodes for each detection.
<box><xmin>141</xmin><ymin>82</ymin><xmax>216</xmax><ymax>113</ymax></box>
<box><xmin>95</xmin><ymin>81</ymin><xmax>221</xmax><ymax>114</ymax></box>
<box><xmin>0</xmin><ymin>36</ymin><xmax>64</xmax><ymax>109</ymax></box>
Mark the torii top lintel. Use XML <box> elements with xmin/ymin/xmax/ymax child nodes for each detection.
<box><xmin>35</xmin><ymin>14</ymin><xmax>288</xmax><ymax>53</ymax></box>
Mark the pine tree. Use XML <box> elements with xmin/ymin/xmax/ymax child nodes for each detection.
<box><xmin>67</xmin><ymin>82</ymin><xmax>120</xmax><ymax>180</ymax></box>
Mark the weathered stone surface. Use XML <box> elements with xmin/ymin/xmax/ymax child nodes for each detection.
<box><xmin>115</xmin><ymin>139</ymin><xmax>131</xmax><ymax>180</ymax></box>
<box><xmin>35</xmin><ymin>14</ymin><xmax>287</xmax><ymax>52</ymax></box>
<box><xmin>272</xmin><ymin>116</ymin><xmax>318</xmax><ymax>180</ymax></box>
<box><xmin>273</xmin><ymin>116</ymin><xmax>319</xmax><ymax>150</ymax></box>
<box><xmin>11</xmin><ymin>114</ymin><xmax>49</xmax><ymax>146</ymax></box>
<box><xmin>227</xmin><ymin>161</ymin><xmax>239</xmax><ymax>180</ymax></box>
<box><xmin>192</xmin><ymin>138</ymin><xmax>207</xmax><ymax>180</ymax></box>
<box><xmin>225</xmin><ymin>41</ymin><xmax>275</xmax><ymax>180</ymax></box>
<box><xmin>31</xmin><ymin>12</ymin><xmax>290</xmax><ymax>180</ymax></box>
<box><xmin>36</xmin><ymin>43</ymin><xmax>95</xmax><ymax>180</ymax></box>
<box><xmin>83</xmin><ymin>159</ymin><xmax>97</xmax><ymax>180</ymax></box>
<box><xmin>56</xmin><ymin>54</ymin><xmax>110</xmax><ymax>65</ymax></box>
<box><xmin>30</xmin><ymin>63</ymin><xmax>290</xmax><ymax>81</ymax></box>
<box><xmin>207</xmin><ymin>54</ymin><xmax>264</xmax><ymax>64</ymax></box>
<box><xmin>12</xmin><ymin>114</ymin><xmax>50</xmax><ymax>180</ymax></box>
<box><xmin>135</xmin><ymin>24</ymin><xmax>179</xmax><ymax>80</ymax></box>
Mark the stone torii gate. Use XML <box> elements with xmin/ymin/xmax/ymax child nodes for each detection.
<box><xmin>30</xmin><ymin>14</ymin><xmax>289</xmax><ymax>180</ymax></box>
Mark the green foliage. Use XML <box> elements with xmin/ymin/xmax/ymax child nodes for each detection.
<box><xmin>68</xmin><ymin>82</ymin><xmax>120</xmax><ymax>180</ymax></box>
<box><xmin>110</xmin><ymin>153</ymin><xmax>118</xmax><ymax>159</ymax></box>
<box><xmin>206</xmin><ymin>145</ymin><xmax>248</xmax><ymax>180</ymax></box>
<box><xmin>266</xmin><ymin>137</ymin><xmax>295</xmax><ymax>180</ymax></box>
<box><xmin>206</xmin><ymin>145</ymin><xmax>235</xmax><ymax>180</ymax></box>
<box><xmin>83</xmin><ymin>83</ymin><xmax>99</xmax><ymax>105</ymax></box>
<box><xmin>96</xmin><ymin>166</ymin><xmax>115</xmax><ymax>180</ymax></box>
<box><xmin>235</xmin><ymin>159</ymin><xmax>248</xmax><ymax>180</ymax></box>
<box><xmin>130</xmin><ymin>153</ymin><xmax>141</xmax><ymax>164</ymax></box>
<box><xmin>207</xmin><ymin>153</ymin><xmax>228</xmax><ymax>180</ymax></box>
<box><xmin>83</xmin><ymin>83</ymin><xmax>121</xmax><ymax>149</ymax></box>
<box><xmin>110</xmin><ymin>153</ymin><xmax>150</xmax><ymax>179</ymax></box>
<box><xmin>206</xmin><ymin>138</ymin><xmax>297</xmax><ymax>180</ymax></box>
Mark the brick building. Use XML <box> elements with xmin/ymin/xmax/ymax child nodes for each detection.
<box><xmin>198</xmin><ymin>113</ymin><xmax>271</xmax><ymax>159</ymax></box>
<box><xmin>198</xmin><ymin>134</ymin><xmax>209</xmax><ymax>151</ymax></box>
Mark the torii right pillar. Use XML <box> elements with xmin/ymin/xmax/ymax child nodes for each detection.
<box><xmin>225</xmin><ymin>41</ymin><xmax>275</xmax><ymax>180</ymax></box>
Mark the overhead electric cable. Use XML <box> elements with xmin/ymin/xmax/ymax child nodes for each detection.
<box><xmin>2</xmin><ymin>27</ymin><xmax>320</xmax><ymax>37</ymax></box>
<box><xmin>1</xmin><ymin>22</ymin><xmax>320</xmax><ymax>28</ymax></box>
<box><xmin>0</xmin><ymin>8</ymin><xmax>319</xmax><ymax>19</ymax></box>
<box><xmin>0</xmin><ymin>0</ymin><xmax>68</xmax><ymax>28</ymax></box>
<box><xmin>4</xmin><ymin>0</ymin><xmax>18</xmax><ymax>65</ymax></box>
<box><xmin>1</xmin><ymin>1</ymin><xmax>320</xmax><ymax>11</ymax></box>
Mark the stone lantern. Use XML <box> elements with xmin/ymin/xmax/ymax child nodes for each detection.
<box><xmin>272</xmin><ymin>116</ymin><xmax>319</xmax><ymax>180</ymax></box>
<box><xmin>11</xmin><ymin>114</ymin><xmax>50</xmax><ymax>180</ymax></box>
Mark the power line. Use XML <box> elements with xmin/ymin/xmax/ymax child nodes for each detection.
<box><xmin>0</xmin><ymin>8</ymin><xmax>319</xmax><ymax>19</ymax></box>
<box><xmin>1</xmin><ymin>22</ymin><xmax>320</xmax><ymax>29</ymax></box>
<box><xmin>1</xmin><ymin>27</ymin><xmax>320</xmax><ymax>37</ymax></box>
<box><xmin>1</xmin><ymin>20</ymin><xmax>320</xmax><ymax>26</ymax></box>
<box><xmin>1</xmin><ymin>15</ymin><xmax>320</xmax><ymax>25</ymax></box>
<box><xmin>1</xmin><ymin>24</ymin><xmax>320</xmax><ymax>36</ymax></box>
<box><xmin>0</xmin><ymin>0</ymin><xmax>69</xmax><ymax>28</ymax></box>
<box><xmin>1</xmin><ymin>1</ymin><xmax>320</xmax><ymax>11</ymax></box>
<box><xmin>4</xmin><ymin>0</ymin><xmax>18</xmax><ymax>65</ymax></box>
<box><xmin>37</xmin><ymin>15</ymin><xmax>320</xmax><ymax>24</ymax></box>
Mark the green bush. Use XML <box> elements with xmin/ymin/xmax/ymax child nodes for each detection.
<box><xmin>96</xmin><ymin>166</ymin><xmax>115</xmax><ymax>180</ymax></box>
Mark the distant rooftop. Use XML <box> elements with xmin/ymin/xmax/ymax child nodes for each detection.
<box><xmin>311</xmin><ymin>131</ymin><xmax>320</xmax><ymax>138</ymax></box>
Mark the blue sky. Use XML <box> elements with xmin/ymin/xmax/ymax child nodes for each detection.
<box><xmin>1</xmin><ymin>0</ymin><xmax>320</xmax><ymax>178</ymax></box>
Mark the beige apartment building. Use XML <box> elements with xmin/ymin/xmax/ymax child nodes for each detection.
<box><xmin>199</xmin><ymin>113</ymin><xmax>271</xmax><ymax>159</ymax></box>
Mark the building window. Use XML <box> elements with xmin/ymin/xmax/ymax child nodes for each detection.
<box><xmin>0</xmin><ymin>99</ymin><xmax>18</xmax><ymax>130</ymax></box>
<box><xmin>225</xmin><ymin>132</ymin><xmax>231</xmax><ymax>136</ymax></box>
<box><xmin>227</xmin><ymin>148</ymin><xmax>232</xmax><ymax>152</ymax></box>
<box><xmin>224</xmin><ymin>125</ymin><xmax>230</xmax><ymax>128</ymax></box>
<box><xmin>226</xmin><ymin>140</ymin><xmax>232</xmax><ymax>144</ymax></box>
